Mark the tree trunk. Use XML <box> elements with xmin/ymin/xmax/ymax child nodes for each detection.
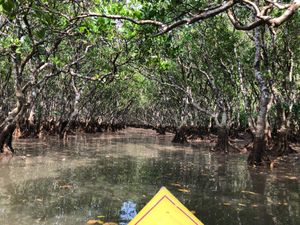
<box><xmin>156</xmin><ymin>125</ymin><xmax>166</xmax><ymax>135</ymax></box>
<box><xmin>172</xmin><ymin>126</ymin><xmax>187</xmax><ymax>144</ymax></box>
<box><xmin>0</xmin><ymin>46</ymin><xmax>27</xmax><ymax>153</ymax></box>
<box><xmin>214</xmin><ymin>126</ymin><xmax>229</xmax><ymax>153</ymax></box>
<box><xmin>0</xmin><ymin>86</ymin><xmax>26</xmax><ymax>153</ymax></box>
<box><xmin>0</xmin><ymin>123</ymin><xmax>16</xmax><ymax>153</ymax></box>
<box><xmin>247</xmin><ymin>25</ymin><xmax>270</xmax><ymax>166</ymax></box>
<box><xmin>272</xmin><ymin>115</ymin><xmax>296</xmax><ymax>156</ymax></box>
<box><xmin>61</xmin><ymin>77</ymin><xmax>81</xmax><ymax>139</ymax></box>
<box><xmin>272</xmin><ymin>129</ymin><xmax>290</xmax><ymax>155</ymax></box>
<box><xmin>21</xmin><ymin>106</ymin><xmax>38</xmax><ymax>138</ymax></box>
<box><xmin>248</xmin><ymin>136</ymin><xmax>266</xmax><ymax>165</ymax></box>
<box><xmin>213</xmin><ymin>111</ymin><xmax>232</xmax><ymax>153</ymax></box>
<box><xmin>23</xmin><ymin>71</ymin><xmax>39</xmax><ymax>138</ymax></box>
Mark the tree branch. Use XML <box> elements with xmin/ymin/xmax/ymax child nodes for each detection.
<box><xmin>157</xmin><ymin>0</ymin><xmax>237</xmax><ymax>35</ymax></box>
<box><xmin>72</xmin><ymin>0</ymin><xmax>299</xmax><ymax>35</ymax></box>
<box><xmin>73</xmin><ymin>12</ymin><xmax>164</xmax><ymax>27</ymax></box>
<box><xmin>227</xmin><ymin>9</ymin><xmax>265</xmax><ymax>30</ymax></box>
<box><xmin>268</xmin><ymin>1</ymin><xmax>300</xmax><ymax>27</ymax></box>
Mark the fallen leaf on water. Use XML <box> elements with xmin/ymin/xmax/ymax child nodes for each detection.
<box><xmin>170</xmin><ymin>183</ymin><xmax>182</xmax><ymax>187</ymax></box>
<box><xmin>178</xmin><ymin>188</ymin><xmax>190</xmax><ymax>193</ymax></box>
<box><xmin>223</xmin><ymin>203</ymin><xmax>231</xmax><ymax>206</ymax></box>
<box><xmin>36</xmin><ymin>198</ymin><xmax>43</xmax><ymax>202</ymax></box>
<box><xmin>238</xmin><ymin>203</ymin><xmax>246</xmax><ymax>207</ymax></box>
<box><xmin>251</xmin><ymin>204</ymin><xmax>259</xmax><ymax>208</ymax></box>
<box><xmin>241</xmin><ymin>191</ymin><xmax>259</xmax><ymax>195</ymax></box>
<box><xmin>59</xmin><ymin>185</ymin><xmax>73</xmax><ymax>189</ymax></box>
<box><xmin>87</xmin><ymin>220</ymin><xmax>103</xmax><ymax>225</ymax></box>
<box><xmin>283</xmin><ymin>176</ymin><xmax>297</xmax><ymax>180</ymax></box>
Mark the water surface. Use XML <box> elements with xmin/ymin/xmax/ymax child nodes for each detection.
<box><xmin>0</xmin><ymin>128</ymin><xmax>299</xmax><ymax>225</ymax></box>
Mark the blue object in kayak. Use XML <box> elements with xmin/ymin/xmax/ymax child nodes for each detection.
<box><xmin>119</xmin><ymin>201</ymin><xmax>137</xmax><ymax>224</ymax></box>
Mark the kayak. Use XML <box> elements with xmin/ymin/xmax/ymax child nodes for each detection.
<box><xmin>128</xmin><ymin>187</ymin><xmax>204</xmax><ymax>225</ymax></box>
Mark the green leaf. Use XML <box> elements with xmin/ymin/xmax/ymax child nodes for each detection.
<box><xmin>15</xmin><ymin>47</ymin><xmax>21</xmax><ymax>54</ymax></box>
<box><xmin>37</xmin><ymin>28</ymin><xmax>46</xmax><ymax>39</ymax></box>
<box><xmin>79</xmin><ymin>26</ymin><xmax>86</xmax><ymax>34</ymax></box>
<box><xmin>2</xmin><ymin>0</ymin><xmax>14</xmax><ymax>13</ymax></box>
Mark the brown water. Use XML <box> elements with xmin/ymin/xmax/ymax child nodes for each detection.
<box><xmin>0</xmin><ymin>128</ymin><xmax>299</xmax><ymax>225</ymax></box>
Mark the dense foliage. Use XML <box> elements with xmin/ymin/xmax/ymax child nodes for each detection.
<box><xmin>0</xmin><ymin>1</ymin><xmax>299</xmax><ymax>165</ymax></box>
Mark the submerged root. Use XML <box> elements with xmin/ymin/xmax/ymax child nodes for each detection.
<box><xmin>212</xmin><ymin>140</ymin><xmax>243</xmax><ymax>153</ymax></box>
<box><xmin>271</xmin><ymin>143</ymin><xmax>297</xmax><ymax>156</ymax></box>
<box><xmin>247</xmin><ymin>137</ymin><xmax>270</xmax><ymax>166</ymax></box>
<box><xmin>228</xmin><ymin>141</ymin><xmax>244</xmax><ymax>152</ymax></box>
<box><xmin>0</xmin><ymin>150</ymin><xmax>13</xmax><ymax>163</ymax></box>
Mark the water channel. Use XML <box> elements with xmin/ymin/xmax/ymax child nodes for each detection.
<box><xmin>0</xmin><ymin>128</ymin><xmax>299</xmax><ymax>225</ymax></box>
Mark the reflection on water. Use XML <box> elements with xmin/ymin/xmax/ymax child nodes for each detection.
<box><xmin>0</xmin><ymin>128</ymin><xmax>299</xmax><ymax>225</ymax></box>
<box><xmin>119</xmin><ymin>201</ymin><xmax>137</xmax><ymax>224</ymax></box>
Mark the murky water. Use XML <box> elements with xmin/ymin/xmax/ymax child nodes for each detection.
<box><xmin>0</xmin><ymin>128</ymin><xmax>299</xmax><ymax>225</ymax></box>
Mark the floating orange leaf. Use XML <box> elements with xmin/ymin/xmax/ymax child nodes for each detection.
<box><xmin>178</xmin><ymin>188</ymin><xmax>190</xmax><ymax>193</ymax></box>
<box><xmin>59</xmin><ymin>184</ymin><xmax>73</xmax><ymax>189</ymax></box>
<box><xmin>87</xmin><ymin>220</ymin><xmax>104</xmax><ymax>224</ymax></box>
